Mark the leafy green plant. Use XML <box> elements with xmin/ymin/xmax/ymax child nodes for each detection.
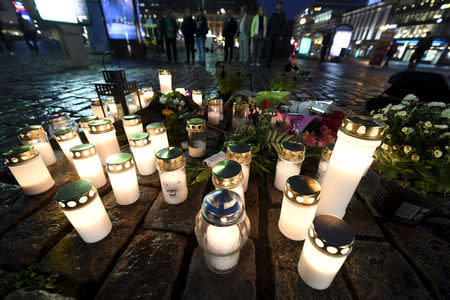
<box><xmin>186</xmin><ymin>160</ymin><xmax>212</xmax><ymax>195</ymax></box>
<box><xmin>269</xmin><ymin>72</ymin><xmax>305</xmax><ymax>92</ymax></box>
<box><xmin>215</xmin><ymin>65</ymin><xmax>248</xmax><ymax>97</ymax></box>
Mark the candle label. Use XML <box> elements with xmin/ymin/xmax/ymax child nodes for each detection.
<box><xmin>163</xmin><ymin>179</ymin><xmax>184</xmax><ymax>198</ymax></box>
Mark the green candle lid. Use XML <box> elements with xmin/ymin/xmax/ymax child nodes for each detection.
<box><xmin>146</xmin><ymin>122</ymin><xmax>166</xmax><ymax>135</ymax></box>
<box><xmin>56</xmin><ymin>179</ymin><xmax>97</xmax><ymax>210</ymax></box>
<box><xmin>129</xmin><ymin>132</ymin><xmax>151</xmax><ymax>147</ymax></box>
<box><xmin>3</xmin><ymin>145</ymin><xmax>39</xmax><ymax>165</ymax></box>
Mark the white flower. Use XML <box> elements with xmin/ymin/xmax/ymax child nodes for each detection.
<box><xmin>381</xmin><ymin>116</ymin><xmax>388</xmax><ymax>121</ymax></box>
<box><xmin>434</xmin><ymin>124</ymin><xmax>448</xmax><ymax>130</ymax></box>
<box><xmin>401</xmin><ymin>127</ymin><xmax>408</xmax><ymax>133</ymax></box>
<box><xmin>424</xmin><ymin>130</ymin><xmax>430</xmax><ymax>134</ymax></box>
<box><xmin>173</xmin><ymin>99</ymin><xmax>180</xmax><ymax>105</ymax></box>
<box><xmin>392</xmin><ymin>104</ymin><xmax>405</xmax><ymax>111</ymax></box>
<box><xmin>381</xmin><ymin>143</ymin><xmax>389</xmax><ymax>151</ymax></box>
<box><xmin>373</xmin><ymin>114</ymin><xmax>383</xmax><ymax>120</ymax></box>
<box><xmin>424</xmin><ymin>121</ymin><xmax>432</xmax><ymax>129</ymax></box>
<box><xmin>434</xmin><ymin>149</ymin><xmax>443</xmax><ymax>158</ymax></box>
<box><xmin>411</xmin><ymin>153</ymin><xmax>420</xmax><ymax>161</ymax></box>
<box><xmin>443</xmin><ymin>132</ymin><xmax>450</xmax><ymax>137</ymax></box>
<box><xmin>427</xmin><ymin>102</ymin><xmax>446</xmax><ymax>108</ymax></box>
<box><xmin>402</xmin><ymin>94</ymin><xmax>419</xmax><ymax>102</ymax></box>
<box><xmin>177</xmin><ymin>106</ymin><xmax>182</xmax><ymax>111</ymax></box>
<box><xmin>394</xmin><ymin>111</ymin><xmax>407</xmax><ymax>117</ymax></box>
<box><xmin>370</xmin><ymin>110</ymin><xmax>375</xmax><ymax>116</ymax></box>
<box><xmin>404</xmin><ymin>145</ymin><xmax>412</xmax><ymax>154</ymax></box>
<box><xmin>159</xmin><ymin>98</ymin><xmax>167</xmax><ymax>104</ymax></box>
<box><xmin>441</xmin><ymin>108</ymin><xmax>450</xmax><ymax>119</ymax></box>
<box><xmin>179</xmin><ymin>100</ymin><xmax>185</xmax><ymax>107</ymax></box>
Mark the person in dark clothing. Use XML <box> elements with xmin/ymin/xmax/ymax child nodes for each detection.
<box><xmin>266</xmin><ymin>1</ymin><xmax>286</xmax><ymax>68</ymax></box>
<box><xmin>17</xmin><ymin>13</ymin><xmax>38</xmax><ymax>53</ymax></box>
<box><xmin>195</xmin><ymin>8</ymin><xmax>208</xmax><ymax>63</ymax></box>
<box><xmin>0</xmin><ymin>20</ymin><xmax>14</xmax><ymax>55</ymax></box>
<box><xmin>408</xmin><ymin>34</ymin><xmax>432</xmax><ymax>69</ymax></box>
<box><xmin>223</xmin><ymin>9</ymin><xmax>237</xmax><ymax>63</ymax></box>
<box><xmin>320</xmin><ymin>32</ymin><xmax>332</xmax><ymax>62</ymax></box>
<box><xmin>160</xmin><ymin>10</ymin><xmax>179</xmax><ymax>63</ymax></box>
<box><xmin>383</xmin><ymin>40</ymin><xmax>398</xmax><ymax>68</ymax></box>
<box><xmin>182</xmin><ymin>8</ymin><xmax>196</xmax><ymax>63</ymax></box>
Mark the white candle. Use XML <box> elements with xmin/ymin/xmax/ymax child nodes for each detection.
<box><xmin>78</xmin><ymin>116</ymin><xmax>98</xmax><ymax>144</ymax></box>
<box><xmin>187</xmin><ymin>118</ymin><xmax>206</xmax><ymax>158</ymax></box>
<box><xmin>274</xmin><ymin>141</ymin><xmax>305</xmax><ymax>191</ymax></box>
<box><xmin>317</xmin><ymin>116</ymin><xmax>385</xmax><ymax>219</ymax></box>
<box><xmin>192</xmin><ymin>90</ymin><xmax>202</xmax><ymax>108</ymax></box>
<box><xmin>189</xmin><ymin>141</ymin><xmax>206</xmax><ymax>158</ymax></box>
<box><xmin>226</xmin><ymin>143</ymin><xmax>252</xmax><ymax>192</ymax></box>
<box><xmin>156</xmin><ymin>147</ymin><xmax>188</xmax><ymax>204</ymax></box>
<box><xmin>18</xmin><ymin>125</ymin><xmax>57</xmax><ymax>166</ymax></box>
<box><xmin>205</xmin><ymin>225</ymin><xmax>241</xmax><ymax>271</ymax></box>
<box><xmin>70</xmin><ymin>144</ymin><xmax>107</xmax><ymax>188</ymax></box>
<box><xmin>208</xmin><ymin>111</ymin><xmax>220</xmax><ymax>125</ymax></box>
<box><xmin>219</xmin><ymin>99</ymin><xmax>224</xmax><ymax>121</ymax></box>
<box><xmin>55</xmin><ymin>129</ymin><xmax>82</xmax><ymax>163</ymax></box>
<box><xmin>126</xmin><ymin>93</ymin><xmax>140</xmax><ymax>114</ymax></box>
<box><xmin>208</xmin><ymin>99</ymin><xmax>221</xmax><ymax>125</ymax></box>
<box><xmin>232</xmin><ymin>101</ymin><xmax>249</xmax><ymax>130</ymax></box>
<box><xmin>212</xmin><ymin>160</ymin><xmax>245</xmax><ymax>203</ymax></box>
<box><xmin>33</xmin><ymin>142</ymin><xmax>57</xmax><ymax>166</ymax></box>
<box><xmin>141</xmin><ymin>87</ymin><xmax>154</xmax><ymax>106</ymax></box>
<box><xmin>106</xmin><ymin>153</ymin><xmax>140</xmax><ymax>205</ymax></box>
<box><xmin>316</xmin><ymin>143</ymin><xmax>334</xmax><ymax>185</ymax></box>
<box><xmin>146</xmin><ymin>122</ymin><xmax>169</xmax><ymax>154</ymax></box>
<box><xmin>175</xmin><ymin>87</ymin><xmax>187</xmax><ymax>96</ymax></box>
<box><xmin>278</xmin><ymin>175</ymin><xmax>320</xmax><ymax>241</ymax></box>
<box><xmin>129</xmin><ymin>132</ymin><xmax>157</xmax><ymax>176</ymax></box>
<box><xmin>122</xmin><ymin>115</ymin><xmax>143</xmax><ymax>140</ymax></box>
<box><xmin>88</xmin><ymin>119</ymin><xmax>121</xmax><ymax>165</ymax></box>
<box><xmin>108</xmin><ymin>99</ymin><xmax>124</xmax><ymax>121</ymax></box>
<box><xmin>90</xmin><ymin>99</ymin><xmax>108</xmax><ymax>119</ymax></box>
<box><xmin>159</xmin><ymin>70</ymin><xmax>172</xmax><ymax>94</ymax></box>
<box><xmin>3</xmin><ymin>145</ymin><xmax>55</xmax><ymax>195</ymax></box>
<box><xmin>56</xmin><ymin>180</ymin><xmax>112</xmax><ymax>243</ymax></box>
<box><xmin>298</xmin><ymin>215</ymin><xmax>354</xmax><ymax>290</ymax></box>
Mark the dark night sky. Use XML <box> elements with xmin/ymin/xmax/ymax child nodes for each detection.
<box><xmin>257</xmin><ymin>0</ymin><xmax>309</xmax><ymax>20</ymax></box>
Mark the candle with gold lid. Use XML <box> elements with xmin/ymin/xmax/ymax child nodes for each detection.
<box><xmin>226</xmin><ymin>143</ymin><xmax>251</xmax><ymax>192</ymax></box>
<box><xmin>156</xmin><ymin>147</ymin><xmax>188</xmax><ymax>204</ymax></box>
<box><xmin>3</xmin><ymin>145</ymin><xmax>55</xmax><ymax>195</ymax></box>
<box><xmin>129</xmin><ymin>132</ymin><xmax>156</xmax><ymax>176</ymax></box>
<box><xmin>317</xmin><ymin>116</ymin><xmax>385</xmax><ymax>219</ymax></box>
<box><xmin>158</xmin><ymin>69</ymin><xmax>172</xmax><ymax>94</ymax></box>
<box><xmin>55</xmin><ymin>128</ymin><xmax>82</xmax><ymax>163</ymax></box>
<box><xmin>278</xmin><ymin>175</ymin><xmax>321</xmax><ymax>241</ymax></box>
<box><xmin>47</xmin><ymin>112</ymin><xmax>78</xmax><ymax>139</ymax></box>
<box><xmin>192</xmin><ymin>90</ymin><xmax>202</xmax><ymax>108</ymax></box>
<box><xmin>186</xmin><ymin>118</ymin><xmax>206</xmax><ymax>158</ymax></box>
<box><xmin>106</xmin><ymin>153</ymin><xmax>140</xmax><ymax>205</ymax></box>
<box><xmin>146</xmin><ymin>122</ymin><xmax>169</xmax><ymax>154</ymax></box>
<box><xmin>18</xmin><ymin>125</ymin><xmax>57</xmax><ymax>166</ymax></box>
<box><xmin>316</xmin><ymin>143</ymin><xmax>334</xmax><ymax>185</ymax></box>
<box><xmin>274</xmin><ymin>141</ymin><xmax>306</xmax><ymax>191</ymax></box>
<box><xmin>88</xmin><ymin>119</ymin><xmax>121</xmax><ymax>165</ymax></box>
<box><xmin>212</xmin><ymin>159</ymin><xmax>245</xmax><ymax>203</ymax></box>
<box><xmin>90</xmin><ymin>98</ymin><xmax>108</xmax><ymax>119</ymax></box>
<box><xmin>78</xmin><ymin>115</ymin><xmax>98</xmax><ymax>143</ymax></box>
<box><xmin>56</xmin><ymin>180</ymin><xmax>112</xmax><ymax>243</ymax></box>
<box><xmin>107</xmin><ymin>98</ymin><xmax>124</xmax><ymax>121</ymax></box>
<box><xmin>208</xmin><ymin>99</ymin><xmax>221</xmax><ymax>125</ymax></box>
<box><xmin>232</xmin><ymin>101</ymin><xmax>249</xmax><ymax>129</ymax></box>
<box><xmin>122</xmin><ymin>114</ymin><xmax>143</xmax><ymax>140</ymax></box>
<box><xmin>70</xmin><ymin>144</ymin><xmax>107</xmax><ymax>188</ymax></box>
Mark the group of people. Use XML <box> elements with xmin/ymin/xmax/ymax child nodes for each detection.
<box><xmin>382</xmin><ymin>34</ymin><xmax>433</xmax><ymax>69</ymax></box>
<box><xmin>0</xmin><ymin>14</ymin><xmax>39</xmax><ymax>56</ymax></box>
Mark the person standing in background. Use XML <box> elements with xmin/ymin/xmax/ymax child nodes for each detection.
<box><xmin>320</xmin><ymin>32</ymin><xmax>332</xmax><ymax>62</ymax></box>
<box><xmin>0</xmin><ymin>20</ymin><xmax>14</xmax><ymax>55</ymax></box>
<box><xmin>251</xmin><ymin>6</ymin><xmax>268</xmax><ymax>66</ymax></box>
<box><xmin>17</xmin><ymin>13</ymin><xmax>38</xmax><ymax>54</ymax></box>
<box><xmin>182</xmin><ymin>8</ymin><xmax>196</xmax><ymax>64</ymax></box>
<box><xmin>408</xmin><ymin>34</ymin><xmax>432</xmax><ymax>69</ymax></box>
<box><xmin>238</xmin><ymin>5</ymin><xmax>251</xmax><ymax>64</ymax></box>
<box><xmin>223</xmin><ymin>9</ymin><xmax>237</xmax><ymax>63</ymax></box>
<box><xmin>267</xmin><ymin>1</ymin><xmax>286</xmax><ymax>68</ymax></box>
<box><xmin>160</xmin><ymin>10</ymin><xmax>179</xmax><ymax>63</ymax></box>
<box><xmin>383</xmin><ymin>40</ymin><xmax>398</xmax><ymax>68</ymax></box>
<box><xmin>195</xmin><ymin>8</ymin><xmax>208</xmax><ymax>64</ymax></box>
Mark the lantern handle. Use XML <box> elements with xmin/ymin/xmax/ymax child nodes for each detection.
<box><xmin>102</xmin><ymin>51</ymin><xmax>122</xmax><ymax>71</ymax></box>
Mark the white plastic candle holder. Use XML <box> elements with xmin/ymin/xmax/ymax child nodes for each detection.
<box><xmin>56</xmin><ymin>180</ymin><xmax>112</xmax><ymax>243</ymax></box>
<box><xmin>122</xmin><ymin>114</ymin><xmax>144</xmax><ymax>140</ymax></box>
<box><xmin>129</xmin><ymin>132</ymin><xmax>157</xmax><ymax>176</ymax></box>
<box><xmin>212</xmin><ymin>159</ymin><xmax>245</xmax><ymax>203</ymax></box>
<box><xmin>274</xmin><ymin>141</ymin><xmax>306</xmax><ymax>191</ymax></box>
<box><xmin>316</xmin><ymin>116</ymin><xmax>385</xmax><ymax>219</ymax></box>
<box><xmin>106</xmin><ymin>153</ymin><xmax>140</xmax><ymax>205</ymax></box>
<box><xmin>78</xmin><ymin>115</ymin><xmax>98</xmax><ymax>144</ymax></box>
<box><xmin>207</xmin><ymin>99</ymin><xmax>221</xmax><ymax>126</ymax></box>
<box><xmin>186</xmin><ymin>118</ymin><xmax>206</xmax><ymax>158</ymax></box>
<box><xmin>298</xmin><ymin>215</ymin><xmax>354</xmax><ymax>290</ymax></box>
<box><xmin>192</xmin><ymin>90</ymin><xmax>203</xmax><ymax>108</ymax></box>
<box><xmin>159</xmin><ymin>69</ymin><xmax>172</xmax><ymax>94</ymax></box>
<box><xmin>47</xmin><ymin>112</ymin><xmax>78</xmax><ymax>139</ymax></box>
<box><xmin>175</xmin><ymin>87</ymin><xmax>187</xmax><ymax>96</ymax></box>
<box><xmin>315</xmin><ymin>143</ymin><xmax>334</xmax><ymax>185</ymax></box>
<box><xmin>194</xmin><ymin>189</ymin><xmax>250</xmax><ymax>274</ymax></box>
<box><xmin>18</xmin><ymin>125</ymin><xmax>57</xmax><ymax>166</ymax></box>
<box><xmin>278</xmin><ymin>175</ymin><xmax>321</xmax><ymax>241</ymax></box>
<box><xmin>55</xmin><ymin>128</ymin><xmax>82</xmax><ymax>163</ymax></box>
<box><xmin>232</xmin><ymin>101</ymin><xmax>249</xmax><ymax>130</ymax></box>
<box><xmin>156</xmin><ymin>147</ymin><xmax>188</xmax><ymax>204</ymax></box>
<box><xmin>226</xmin><ymin>143</ymin><xmax>252</xmax><ymax>192</ymax></box>
<box><xmin>3</xmin><ymin>145</ymin><xmax>55</xmax><ymax>195</ymax></box>
<box><xmin>90</xmin><ymin>98</ymin><xmax>108</xmax><ymax>119</ymax></box>
<box><xmin>70</xmin><ymin>144</ymin><xmax>107</xmax><ymax>188</ymax></box>
<box><xmin>140</xmin><ymin>87</ymin><xmax>154</xmax><ymax>108</ymax></box>
<box><xmin>88</xmin><ymin>119</ymin><xmax>121</xmax><ymax>165</ymax></box>
<box><xmin>108</xmin><ymin>98</ymin><xmax>124</xmax><ymax>121</ymax></box>
<box><xmin>146</xmin><ymin>122</ymin><xmax>169</xmax><ymax>154</ymax></box>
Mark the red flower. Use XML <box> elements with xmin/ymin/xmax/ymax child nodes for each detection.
<box><xmin>262</xmin><ymin>99</ymin><xmax>269</xmax><ymax>111</ymax></box>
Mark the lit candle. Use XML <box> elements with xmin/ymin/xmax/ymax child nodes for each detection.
<box><xmin>219</xmin><ymin>99</ymin><xmax>224</xmax><ymax>121</ymax></box>
<box><xmin>129</xmin><ymin>132</ymin><xmax>157</xmax><ymax>176</ymax></box>
<box><xmin>278</xmin><ymin>175</ymin><xmax>321</xmax><ymax>240</ymax></box>
<box><xmin>192</xmin><ymin>90</ymin><xmax>203</xmax><ymax>108</ymax></box>
<box><xmin>125</xmin><ymin>93</ymin><xmax>140</xmax><ymax>114</ymax></box>
<box><xmin>90</xmin><ymin>98</ymin><xmax>108</xmax><ymax>119</ymax></box>
<box><xmin>156</xmin><ymin>147</ymin><xmax>188</xmax><ymax>204</ymax></box>
<box><xmin>232</xmin><ymin>101</ymin><xmax>249</xmax><ymax>130</ymax></box>
<box><xmin>70</xmin><ymin>144</ymin><xmax>107</xmax><ymax>188</ymax></box>
<box><xmin>108</xmin><ymin>98</ymin><xmax>124</xmax><ymax>121</ymax></box>
<box><xmin>208</xmin><ymin>99</ymin><xmax>221</xmax><ymax>125</ymax></box>
<box><xmin>212</xmin><ymin>159</ymin><xmax>245</xmax><ymax>203</ymax></box>
<box><xmin>186</xmin><ymin>118</ymin><xmax>206</xmax><ymax>158</ymax></box>
<box><xmin>55</xmin><ymin>128</ymin><xmax>82</xmax><ymax>163</ymax></box>
<box><xmin>122</xmin><ymin>114</ymin><xmax>143</xmax><ymax>140</ymax></box>
<box><xmin>140</xmin><ymin>87</ymin><xmax>154</xmax><ymax>108</ymax></box>
<box><xmin>88</xmin><ymin>119</ymin><xmax>121</xmax><ymax>165</ymax></box>
<box><xmin>146</xmin><ymin>122</ymin><xmax>169</xmax><ymax>154</ymax></box>
<box><xmin>316</xmin><ymin>116</ymin><xmax>385</xmax><ymax>218</ymax></box>
<box><xmin>158</xmin><ymin>69</ymin><xmax>172</xmax><ymax>94</ymax></box>
<box><xmin>274</xmin><ymin>141</ymin><xmax>306</xmax><ymax>191</ymax></box>
<box><xmin>47</xmin><ymin>112</ymin><xmax>78</xmax><ymax>139</ymax></box>
<box><xmin>316</xmin><ymin>143</ymin><xmax>334</xmax><ymax>185</ymax></box>
<box><xmin>18</xmin><ymin>125</ymin><xmax>57</xmax><ymax>166</ymax></box>
<box><xmin>3</xmin><ymin>145</ymin><xmax>55</xmax><ymax>195</ymax></box>
<box><xmin>226</xmin><ymin>143</ymin><xmax>251</xmax><ymax>191</ymax></box>
<box><xmin>78</xmin><ymin>115</ymin><xmax>98</xmax><ymax>144</ymax></box>
<box><xmin>194</xmin><ymin>189</ymin><xmax>250</xmax><ymax>274</ymax></box>
<box><xmin>175</xmin><ymin>87</ymin><xmax>187</xmax><ymax>96</ymax></box>
<box><xmin>56</xmin><ymin>180</ymin><xmax>112</xmax><ymax>243</ymax></box>
<box><xmin>106</xmin><ymin>153</ymin><xmax>140</xmax><ymax>205</ymax></box>
<box><xmin>298</xmin><ymin>215</ymin><xmax>354</xmax><ymax>290</ymax></box>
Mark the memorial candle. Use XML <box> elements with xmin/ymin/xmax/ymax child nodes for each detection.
<box><xmin>316</xmin><ymin>116</ymin><xmax>385</xmax><ymax>218</ymax></box>
<box><xmin>274</xmin><ymin>141</ymin><xmax>305</xmax><ymax>191</ymax></box>
<box><xmin>146</xmin><ymin>122</ymin><xmax>169</xmax><ymax>154</ymax></box>
<box><xmin>158</xmin><ymin>69</ymin><xmax>172</xmax><ymax>94</ymax></box>
<box><xmin>192</xmin><ymin>90</ymin><xmax>202</xmax><ymax>108</ymax></box>
<box><xmin>106</xmin><ymin>153</ymin><xmax>140</xmax><ymax>205</ymax></box>
<box><xmin>18</xmin><ymin>125</ymin><xmax>57</xmax><ymax>166</ymax></box>
<box><xmin>212</xmin><ymin>160</ymin><xmax>245</xmax><ymax>203</ymax></box>
<box><xmin>122</xmin><ymin>114</ymin><xmax>143</xmax><ymax>140</ymax></box>
<box><xmin>90</xmin><ymin>98</ymin><xmax>108</xmax><ymax>119</ymax></box>
<box><xmin>226</xmin><ymin>143</ymin><xmax>251</xmax><ymax>192</ymax></box>
<box><xmin>88</xmin><ymin>119</ymin><xmax>121</xmax><ymax>165</ymax></box>
<box><xmin>78</xmin><ymin>116</ymin><xmax>98</xmax><ymax>144</ymax></box>
<box><xmin>108</xmin><ymin>98</ymin><xmax>124</xmax><ymax>121</ymax></box>
<box><xmin>140</xmin><ymin>87</ymin><xmax>154</xmax><ymax>108</ymax></box>
<box><xmin>129</xmin><ymin>132</ymin><xmax>157</xmax><ymax>176</ymax></box>
<box><xmin>56</xmin><ymin>180</ymin><xmax>112</xmax><ymax>243</ymax></box>
<box><xmin>232</xmin><ymin>101</ymin><xmax>249</xmax><ymax>130</ymax></box>
<box><xmin>186</xmin><ymin>118</ymin><xmax>206</xmax><ymax>158</ymax></box>
<box><xmin>175</xmin><ymin>87</ymin><xmax>187</xmax><ymax>96</ymax></box>
<box><xmin>208</xmin><ymin>99</ymin><xmax>221</xmax><ymax>125</ymax></box>
<box><xmin>55</xmin><ymin>128</ymin><xmax>82</xmax><ymax>163</ymax></box>
<box><xmin>156</xmin><ymin>147</ymin><xmax>188</xmax><ymax>204</ymax></box>
<box><xmin>315</xmin><ymin>143</ymin><xmax>334</xmax><ymax>185</ymax></box>
<box><xmin>70</xmin><ymin>144</ymin><xmax>107</xmax><ymax>188</ymax></box>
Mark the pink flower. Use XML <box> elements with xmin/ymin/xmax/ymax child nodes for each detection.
<box><xmin>302</xmin><ymin>131</ymin><xmax>318</xmax><ymax>147</ymax></box>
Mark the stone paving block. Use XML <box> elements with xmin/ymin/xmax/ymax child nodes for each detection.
<box><xmin>138</xmin><ymin>172</ymin><xmax>160</xmax><ymax>188</ymax></box>
<box><xmin>96</xmin><ymin>230</ymin><xmax>187</xmax><ymax>300</ymax></box>
<box><xmin>343</xmin><ymin>195</ymin><xmax>384</xmax><ymax>239</ymax></box>
<box><xmin>424</xmin><ymin>217</ymin><xmax>450</xmax><ymax>242</ymax></box>
<box><xmin>182</xmin><ymin>239</ymin><xmax>256</xmax><ymax>300</ymax></box>
<box><xmin>0</xmin><ymin>182</ymin><xmax>21</xmax><ymax>201</ymax></box>
<box><xmin>246</xmin><ymin>181</ymin><xmax>259</xmax><ymax>239</ymax></box>
<box><xmin>38</xmin><ymin>185</ymin><xmax>158</xmax><ymax>284</ymax></box>
<box><xmin>0</xmin><ymin>200</ymin><xmax>71</xmax><ymax>270</ymax></box>
<box><xmin>383</xmin><ymin>222</ymin><xmax>449</xmax><ymax>299</ymax></box>
<box><xmin>266</xmin><ymin>175</ymin><xmax>283</xmax><ymax>206</ymax></box>
<box><xmin>267</xmin><ymin>209</ymin><xmax>353</xmax><ymax>299</ymax></box>
<box><xmin>143</xmin><ymin>183</ymin><xmax>206</xmax><ymax>235</ymax></box>
<box><xmin>344</xmin><ymin>240</ymin><xmax>431</xmax><ymax>299</ymax></box>
<box><xmin>356</xmin><ymin>169</ymin><xmax>382</xmax><ymax>218</ymax></box>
